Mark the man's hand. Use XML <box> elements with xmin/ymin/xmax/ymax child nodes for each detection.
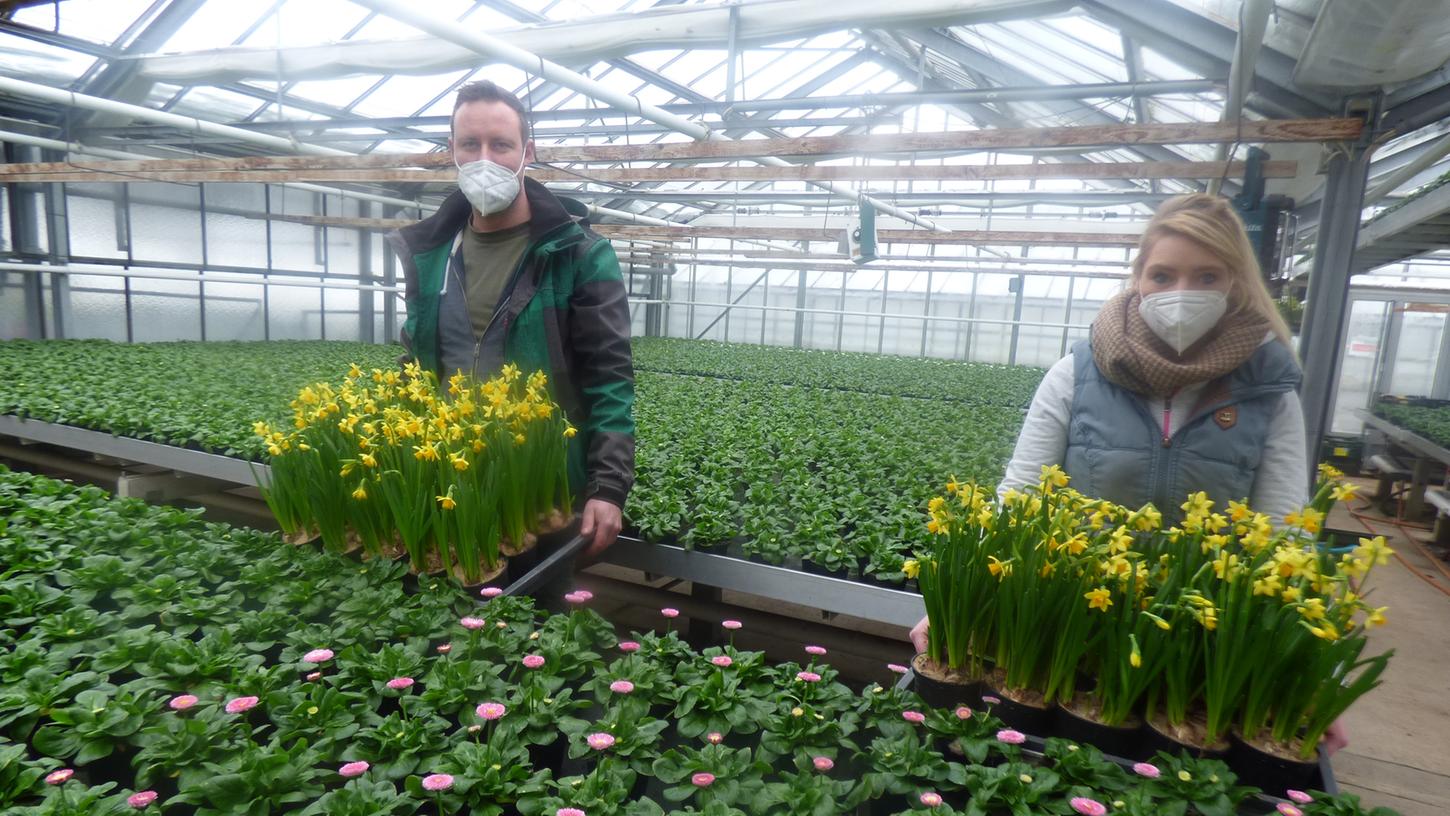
<box><xmin>909</xmin><ymin>615</ymin><xmax>929</xmax><ymax>654</ymax></box>
<box><xmin>1323</xmin><ymin>719</ymin><xmax>1349</xmax><ymax>755</ymax></box>
<box><xmin>580</xmin><ymin>498</ymin><xmax>623</xmax><ymax>560</ymax></box>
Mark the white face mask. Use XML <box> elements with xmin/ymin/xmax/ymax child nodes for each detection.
<box><xmin>1137</xmin><ymin>289</ymin><xmax>1229</xmax><ymax>354</ymax></box>
<box><xmin>455</xmin><ymin>147</ymin><xmax>527</xmax><ymax>217</ymax></box>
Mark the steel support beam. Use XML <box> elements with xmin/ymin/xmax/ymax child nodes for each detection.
<box><xmin>1301</xmin><ymin>131</ymin><xmax>1376</xmax><ymax>475</ymax></box>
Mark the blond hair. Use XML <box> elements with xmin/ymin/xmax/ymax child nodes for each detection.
<box><xmin>1128</xmin><ymin>193</ymin><xmax>1292</xmax><ymax>346</ymax></box>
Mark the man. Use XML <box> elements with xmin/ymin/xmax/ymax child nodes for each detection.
<box><xmin>386</xmin><ymin>80</ymin><xmax>634</xmax><ymax>558</ymax></box>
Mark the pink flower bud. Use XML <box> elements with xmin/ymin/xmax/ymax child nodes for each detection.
<box><xmin>1071</xmin><ymin>797</ymin><xmax>1107</xmax><ymax>816</ymax></box>
<box><xmin>920</xmin><ymin>792</ymin><xmax>943</xmax><ymax>807</ymax></box>
<box><xmin>1131</xmin><ymin>762</ymin><xmax>1160</xmax><ymax>779</ymax></box>
<box><xmin>886</xmin><ymin>663</ymin><xmax>909</xmax><ymax>674</ymax></box>
<box><xmin>609</xmin><ymin>680</ymin><xmax>635</xmax><ymax>694</ymax></box>
<box><xmin>436</xmin><ymin>643</ymin><xmax>453</xmax><ymax>654</ymax></box>
<box><xmin>954</xmin><ymin>706</ymin><xmax>973</xmax><ymax>719</ymax></box>
<box><xmin>45</xmin><ymin>769</ymin><xmax>73</xmax><ymax>785</ymax></box>
<box><xmin>167</xmin><ymin>695</ymin><xmax>198</xmax><ymax>711</ymax></box>
<box><xmin>796</xmin><ymin>671</ymin><xmax>821</xmax><ymax>682</ymax></box>
<box><xmin>1286</xmin><ymin>791</ymin><xmax>1312</xmax><ymax>804</ymax></box>
<box><xmin>902</xmin><ymin>710</ymin><xmax>926</xmax><ymax>724</ymax></box>
<box><xmin>127</xmin><ymin>790</ymin><xmax>159</xmax><ymax>808</ymax></box>
<box><xmin>459</xmin><ymin>617</ymin><xmax>485</xmax><ymax>630</ymax></box>
<box><xmin>224</xmin><ymin>696</ymin><xmax>259</xmax><ymax>714</ymax></box>
<box><xmin>522</xmin><ymin>654</ymin><xmax>546</xmax><ymax>669</ymax></box>
<box><xmin>386</xmin><ymin>677</ymin><xmax>414</xmax><ymax>690</ymax></box>
<box><xmin>691</xmin><ymin>772</ymin><xmax>715</xmax><ymax>787</ymax></box>
<box><xmin>707</xmin><ymin>732</ymin><xmax>724</xmax><ymax>745</ymax></box>
<box><xmin>572</xmin><ymin>589</ymin><xmax>594</xmax><ymax>601</ymax></box>
<box><xmin>421</xmin><ymin>773</ymin><xmax>453</xmax><ymax>792</ymax></box>
<box><xmin>564</xmin><ymin>592</ymin><xmax>587</xmax><ymax>605</ymax></box>
<box><xmin>557</xmin><ymin>809</ymin><xmax>586</xmax><ymax>816</ymax></box>
<box><xmin>338</xmin><ymin>761</ymin><xmax>369</xmax><ymax>778</ymax></box>
<box><xmin>302</xmin><ymin>648</ymin><xmax>334</xmax><ymax>664</ymax></box>
<box><xmin>721</xmin><ymin>620</ymin><xmax>742</xmax><ymax>630</ymax></box>
<box><xmin>710</xmin><ymin>655</ymin><xmax>733</xmax><ymax>668</ymax></box>
<box><xmin>586</xmin><ymin>732</ymin><xmax>616</xmax><ymax>750</ymax></box>
<box><xmin>480</xmin><ymin>586</ymin><xmax>504</xmax><ymax>598</ymax></box>
<box><xmin>996</xmin><ymin>728</ymin><xmax>1026</xmax><ymax>744</ymax></box>
<box><xmin>617</xmin><ymin>641</ymin><xmax>640</xmax><ymax>653</ymax></box>
<box><xmin>661</xmin><ymin>607</ymin><xmax>680</xmax><ymax>618</ymax></box>
<box><xmin>812</xmin><ymin>756</ymin><xmax>834</xmax><ymax>772</ymax></box>
<box><xmin>1276</xmin><ymin>806</ymin><xmax>1302</xmax><ymax>816</ymax></box>
<box><xmin>305</xmin><ymin>671</ymin><xmax>322</xmax><ymax>682</ymax></box>
<box><xmin>805</xmin><ymin>645</ymin><xmax>827</xmax><ymax>656</ymax></box>
<box><xmin>980</xmin><ymin>695</ymin><xmax>1001</xmax><ymax>705</ymax></box>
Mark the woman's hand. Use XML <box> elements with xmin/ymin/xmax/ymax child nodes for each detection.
<box><xmin>909</xmin><ymin>616</ymin><xmax>929</xmax><ymax>654</ymax></box>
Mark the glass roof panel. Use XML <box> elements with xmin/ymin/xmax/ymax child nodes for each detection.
<box><xmin>0</xmin><ymin>35</ymin><xmax>99</xmax><ymax>85</ymax></box>
<box><xmin>157</xmin><ymin>1</ymin><xmax>273</xmax><ymax>52</ymax></box>
<box><xmin>12</xmin><ymin>0</ymin><xmax>155</xmax><ymax>47</ymax></box>
<box><xmin>238</xmin><ymin>0</ymin><xmax>373</xmax><ymax>49</ymax></box>
<box><xmin>350</xmin><ymin>70</ymin><xmax>475</xmax><ymax>117</ymax></box>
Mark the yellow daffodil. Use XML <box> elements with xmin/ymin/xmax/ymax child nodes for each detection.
<box><xmin>902</xmin><ymin>559</ymin><xmax>920</xmax><ymax>579</ymax></box>
<box><xmin>351</xmin><ymin>484</ymin><xmax>367</xmax><ymax>501</ymax></box>
<box><xmin>1366</xmin><ymin>606</ymin><xmax>1388</xmax><ymax>628</ymax></box>
<box><xmin>1084</xmin><ymin>586</ymin><xmax>1113</xmax><ymax>612</ymax></box>
<box><xmin>1297</xmin><ymin>597</ymin><xmax>1327</xmax><ymax>621</ymax></box>
<box><xmin>360</xmin><ymin>453</ymin><xmax>377</xmax><ymax>468</ymax></box>
<box><xmin>1039</xmin><ymin>464</ymin><xmax>1069</xmax><ymax>491</ymax></box>
<box><xmin>436</xmin><ymin>494</ymin><xmax>457</xmax><ymax>511</ymax></box>
<box><xmin>1354</xmin><ymin>535</ymin><xmax>1394</xmax><ymax>567</ymax></box>
<box><xmin>1317</xmin><ymin>462</ymin><xmax>1344</xmax><ymax>481</ymax></box>
<box><xmin>1330</xmin><ymin>482</ymin><xmax>1359</xmax><ymax>502</ymax></box>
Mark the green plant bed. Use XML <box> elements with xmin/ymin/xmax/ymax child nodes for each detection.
<box><xmin>0</xmin><ymin>340</ymin><xmax>1031</xmax><ymax>583</ymax></box>
<box><xmin>1371</xmin><ymin>401</ymin><xmax>1450</xmax><ymax>450</ymax></box>
<box><xmin>633</xmin><ymin>337</ymin><xmax>1045</xmax><ymax>407</ymax></box>
<box><xmin>0</xmin><ymin>466</ymin><xmax>1392</xmax><ymax>815</ymax></box>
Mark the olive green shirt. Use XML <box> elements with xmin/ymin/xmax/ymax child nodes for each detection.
<box><xmin>461</xmin><ymin>220</ymin><xmax>531</xmax><ymax>339</ymax></box>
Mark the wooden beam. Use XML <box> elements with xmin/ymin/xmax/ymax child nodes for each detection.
<box><xmin>0</xmin><ymin>117</ymin><xmax>1360</xmax><ymax>179</ymax></box>
<box><xmin>0</xmin><ymin>159</ymin><xmax>1298</xmax><ymax>185</ymax></box>
<box><xmin>259</xmin><ymin>214</ymin><xmax>1140</xmax><ymax>246</ymax></box>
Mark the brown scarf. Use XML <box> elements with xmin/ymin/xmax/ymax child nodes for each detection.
<box><xmin>1089</xmin><ymin>290</ymin><xmax>1270</xmax><ymax>397</ymax></box>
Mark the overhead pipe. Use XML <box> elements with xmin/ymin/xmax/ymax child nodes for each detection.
<box><xmin>0</xmin><ymin>129</ymin><xmax>432</xmax><ymax>213</ymax></box>
<box><xmin>1207</xmin><ymin>0</ymin><xmax>1273</xmax><ymax>196</ymax></box>
<box><xmin>348</xmin><ymin>0</ymin><xmax>950</xmax><ymax>234</ymax></box>
<box><xmin>0</xmin><ymin>76</ymin><xmax>352</xmax><ymax>159</ymax></box>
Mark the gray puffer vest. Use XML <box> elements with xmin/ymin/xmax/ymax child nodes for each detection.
<box><xmin>1062</xmin><ymin>338</ymin><xmax>1301</xmax><ymax>524</ymax></box>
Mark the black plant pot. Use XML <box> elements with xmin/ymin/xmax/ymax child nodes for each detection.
<box><xmin>909</xmin><ymin>653</ymin><xmax>984</xmax><ymax>711</ymax></box>
<box><xmin>1141</xmin><ymin>712</ymin><xmax>1231</xmax><ymax>761</ymax></box>
<box><xmin>1227</xmin><ymin>731</ymin><xmax>1321</xmax><ymax>794</ymax></box>
<box><xmin>865</xmin><ymin>792</ymin><xmax>912</xmax><ymax>816</ymax></box>
<box><xmin>981</xmin><ymin>680</ymin><xmax>1052</xmax><ymax>737</ymax></box>
<box><xmin>528</xmin><ymin>736</ymin><xmax>567</xmax><ymax>774</ymax></box>
<box><xmin>1051</xmin><ymin>703</ymin><xmax>1142</xmax><ymax>759</ymax></box>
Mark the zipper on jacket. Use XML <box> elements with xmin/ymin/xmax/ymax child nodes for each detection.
<box><xmin>1161</xmin><ymin>389</ymin><xmax>1177</xmax><ymax>448</ymax></box>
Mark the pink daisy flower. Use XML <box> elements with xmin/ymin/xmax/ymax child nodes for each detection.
<box><xmin>1071</xmin><ymin>797</ymin><xmax>1107</xmax><ymax>816</ymax></box>
<box><xmin>480</xmin><ymin>586</ymin><xmax>504</xmax><ymax>598</ymax></box>
<box><xmin>721</xmin><ymin>620</ymin><xmax>742</xmax><ymax>630</ymax></box>
<box><xmin>1277</xmin><ymin>806</ymin><xmax>1303</xmax><ymax>816</ymax></box>
<box><xmin>661</xmin><ymin>607</ymin><xmax>680</xmax><ymax>618</ymax></box>
<box><xmin>522</xmin><ymin>655</ymin><xmax>546</xmax><ymax>669</ymax></box>
<box><xmin>386</xmin><ymin>677</ymin><xmax>414</xmax><ymax>690</ymax></box>
<box><xmin>168</xmin><ymin>694</ymin><xmax>198</xmax><ymax>711</ymax></box>
<box><xmin>920</xmin><ymin>792</ymin><xmax>943</xmax><ymax>807</ymax></box>
<box><xmin>609</xmin><ymin>680</ymin><xmax>635</xmax><ymax>694</ymax></box>
<box><xmin>691</xmin><ymin>772</ymin><xmax>715</xmax><ymax>787</ymax></box>
<box><xmin>886</xmin><ymin>663</ymin><xmax>909</xmax><ymax>674</ymax></box>
<box><xmin>902</xmin><ymin>710</ymin><xmax>926</xmax><ymax>724</ymax></box>
<box><xmin>45</xmin><ymin>769</ymin><xmax>73</xmax><ymax>785</ymax></box>
<box><xmin>338</xmin><ymin>761</ymin><xmax>369</xmax><ymax>778</ymax></box>
<box><xmin>421</xmin><ymin>773</ymin><xmax>453</xmax><ymax>792</ymax></box>
<box><xmin>564</xmin><ymin>592</ymin><xmax>587</xmax><ymax>605</ymax></box>
<box><xmin>812</xmin><ymin>756</ymin><xmax>834</xmax><ymax>772</ymax></box>
<box><xmin>710</xmin><ymin>655</ymin><xmax>733</xmax><ymax>668</ymax></box>
<box><xmin>557</xmin><ymin>810</ymin><xmax>586</xmax><ymax>816</ymax></box>
<box><xmin>475</xmin><ymin>702</ymin><xmax>506</xmax><ymax>720</ymax></box>
<box><xmin>127</xmin><ymin>790</ymin><xmax>159</xmax><ymax>808</ymax></box>
<box><xmin>586</xmin><ymin>733</ymin><xmax>616</xmax><ymax>750</ymax></box>
<box><xmin>224</xmin><ymin>696</ymin><xmax>259</xmax><ymax>714</ymax></box>
<box><xmin>954</xmin><ymin>706</ymin><xmax>973</xmax><ymax>719</ymax></box>
<box><xmin>617</xmin><ymin>641</ymin><xmax>640</xmax><ymax>653</ymax></box>
<box><xmin>302</xmin><ymin>648</ymin><xmax>334</xmax><ymax>664</ymax></box>
<box><xmin>436</xmin><ymin>643</ymin><xmax>453</xmax><ymax>654</ymax></box>
<box><xmin>572</xmin><ymin>589</ymin><xmax>594</xmax><ymax>601</ymax></box>
<box><xmin>796</xmin><ymin>671</ymin><xmax>821</xmax><ymax>683</ymax></box>
<box><xmin>1131</xmin><ymin>762</ymin><xmax>1160</xmax><ymax>779</ymax></box>
<box><xmin>305</xmin><ymin>671</ymin><xmax>322</xmax><ymax>682</ymax></box>
<box><xmin>805</xmin><ymin>645</ymin><xmax>827</xmax><ymax>656</ymax></box>
<box><xmin>996</xmin><ymin>729</ymin><xmax>1026</xmax><ymax>745</ymax></box>
<box><xmin>459</xmin><ymin>617</ymin><xmax>485</xmax><ymax>630</ymax></box>
<box><xmin>707</xmin><ymin>732</ymin><xmax>724</xmax><ymax>745</ymax></box>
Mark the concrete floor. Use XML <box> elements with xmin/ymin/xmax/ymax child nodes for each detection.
<box><xmin>1327</xmin><ymin>491</ymin><xmax>1450</xmax><ymax>815</ymax></box>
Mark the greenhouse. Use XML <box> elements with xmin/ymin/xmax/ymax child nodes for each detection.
<box><xmin>3</xmin><ymin>0</ymin><xmax>1450</xmax><ymax>814</ymax></box>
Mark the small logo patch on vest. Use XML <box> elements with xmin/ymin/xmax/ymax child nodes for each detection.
<box><xmin>1215</xmin><ymin>406</ymin><xmax>1238</xmax><ymax>430</ymax></box>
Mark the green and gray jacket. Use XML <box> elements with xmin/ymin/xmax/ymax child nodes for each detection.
<box><xmin>386</xmin><ymin>179</ymin><xmax>635</xmax><ymax>508</ymax></box>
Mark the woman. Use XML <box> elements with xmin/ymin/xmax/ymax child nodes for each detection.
<box><xmin>908</xmin><ymin>192</ymin><xmax>1345</xmax><ymax>750</ymax></box>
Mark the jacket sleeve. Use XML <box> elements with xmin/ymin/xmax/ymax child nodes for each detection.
<box><xmin>1250</xmin><ymin>390</ymin><xmax>1309</xmax><ymax>526</ymax></box>
<box><xmin>386</xmin><ymin>228</ymin><xmax>420</xmax><ymax>368</ymax></box>
<box><xmin>997</xmin><ymin>354</ymin><xmax>1074</xmax><ymax>498</ymax></box>
<box><xmin>568</xmin><ymin>238</ymin><xmax>636</xmax><ymax>507</ymax></box>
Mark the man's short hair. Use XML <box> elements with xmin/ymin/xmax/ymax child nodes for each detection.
<box><xmin>451</xmin><ymin>81</ymin><xmax>531</xmax><ymax>145</ymax></box>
